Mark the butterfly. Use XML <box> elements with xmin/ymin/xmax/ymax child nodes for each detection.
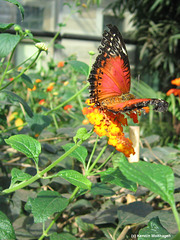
<box><xmin>88</xmin><ymin>24</ymin><xmax>168</xmax><ymax>113</ymax></box>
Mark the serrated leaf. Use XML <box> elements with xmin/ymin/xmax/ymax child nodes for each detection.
<box><xmin>62</xmin><ymin>143</ymin><xmax>87</xmax><ymax>166</ymax></box>
<box><xmin>138</xmin><ymin>217</ymin><xmax>173</xmax><ymax>240</ymax></box>
<box><xmin>100</xmin><ymin>168</ymin><xmax>137</xmax><ymax>192</ymax></box>
<box><xmin>2</xmin><ymin>90</ymin><xmax>33</xmax><ymax>118</ymax></box>
<box><xmin>4</xmin><ymin>0</ymin><xmax>24</xmax><ymax>20</ymax></box>
<box><xmin>5</xmin><ymin>134</ymin><xmax>41</xmax><ymax>165</ymax></box>
<box><xmin>0</xmin><ymin>33</ymin><xmax>20</xmax><ymax>58</ymax></box>
<box><xmin>10</xmin><ymin>168</ymin><xmax>31</xmax><ymax>186</ymax></box>
<box><xmin>57</xmin><ymin>170</ymin><xmax>92</xmax><ymax>189</ymax></box>
<box><xmin>118</xmin><ymin>157</ymin><xmax>175</xmax><ymax>206</ymax></box>
<box><xmin>20</xmin><ymin>74</ymin><xmax>33</xmax><ymax>88</ymax></box>
<box><xmin>0</xmin><ymin>23</ymin><xmax>14</xmax><ymax>31</ymax></box>
<box><xmin>31</xmin><ymin>191</ymin><xmax>69</xmax><ymax>223</ymax></box>
<box><xmin>26</xmin><ymin>113</ymin><xmax>51</xmax><ymax>134</ymax></box>
<box><xmin>69</xmin><ymin>60</ymin><xmax>89</xmax><ymax>77</ymax></box>
<box><xmin>0</xmin><ymin>211</ymin><xmax>16</xmax><ymax>240</ymax></box>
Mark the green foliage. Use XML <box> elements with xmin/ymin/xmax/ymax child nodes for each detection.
<box><xmin>0</xmin><ymin>34</ymin><xmax>20</xmax><ymax>58</ymax></box>
<box><xmin>0</xmin><ymin>211</ymin><xmax>16</xmax><ymax>240</ymax></box>
<box><xmin>4</xmin><ymin>0</ymin><xmax>24</xmax><ymax>20</ymax></box>
<box><xmin>29</xmin><ymin>191</ymin><xmax>69</xmax><ymax>223</ymax></box>
<box><xmin>69</xmin><ymin>60</ymin><xmax>90</xmax><ymax>77</ymax></box>
<box><xmin>10</xmin><ymin>168</ymin><xmax>31</xmax><ymax>187</ymax></box>
<box><xmin>118</xmin><ymin>155</ymin><xmax>175</xmax><ymax>205</ymax></box>
<box><xmin>56</xmin><ymin>170</ymin><xmax>92</xmax><ymax>189</ymax></box>
<box><xmin>62</xmin><ymin>143</ymin><xmax>87</xmax><ymax>166</ymax></box>
<box><xmin>138</xmin><ymin>217</ymin><xmax>173</xmax><ymax>240</ymax></box>
<box><xmin>5</xmin><ymin>134</ymin><xmax>41</xmax><ymax>166</ymax></box>
<box><xmin>0</xmin><ymin>0</ymin><xmax>179</xmax><ymax>239</ymax></box>
<box><xmin>2</xmin><ymin>90</ymin><xmax>33</xmax><ymax>117</ymax></box>
<box><xmin>100</xmin><ymin>167</ymin><xmax>137</xmax><ymax>191</ymax></box>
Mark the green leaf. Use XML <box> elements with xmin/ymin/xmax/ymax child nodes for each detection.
<box><xmin>2</xmin><ymin>90</ymin><xmax>33</xmax><ymax>118</ymax></box>
<box><xmin>118</xmin><ymin>202</ymin><xmax>153</xmax><ymax>225</ymax></box>
<box><xmin>5</xmin><ymin>134</ymin><xmax>41</xmax><ymax>165</ymax></box>
<box><xmin>145</xmin><ymin>210</ymin><xmax>178</xmax><ymax>234</ymax></box>
<box><xmin>91</xmin><ymin>183</ymin><xmax>115</xmax><ymax>196</ymax></box>
<box><xmin>50</xmin><ymin>232</ymin><xmax>78</xmax><ymax>240</ymax></box>
<box><xmin>54</xmin><ymin>43</ymin><xmax>65</xmax><ymax>49</ymax></box>
<box><xmin>73</xmin><ymin>127</ymin><xmax>91</xmax><ymax>143</ymax></box>
<box><xmin>100</xmin><ymin>168</ymin><xmax>137</xmax><ymax>192</ymax></box>
<box><xmin>0</xmin><ymin>23</ymin><xmax>14</xmax><ymax>31</ymax></box>
<box><xmin>10</xmin><ymin>168</ymin><xmax>31</xmax><ymax>187</ymax></box>
<box><xmin>24</xmin><ymin>197</ymin><xmax>34</xmax><ymax>212</ymax></box>
<box><xmin>62</xmin><ymin>143</ymin><xmax>87</xmax><ymax>166</ymax></box>
<box><xmin>31</xmin><ymin>191</ymin><xmax>69</xmax><ymax>223</ymax></box>
<box><xmin>4</xmin><ymin>0</ymin><xmax>24</xmax><ymax>20</ymax></box>
<box><xmin>75</xmin><ymin>217</ymin><xmax>94</xmax><ymax>232</ymax></box>
<box><xmin>57</xmin><ymin>170</ymin><xmax>92</xmax><ymax>189</ymax></box>
<box><xmin>69</xmin><ymin>60</ymin><xmax>89</xmax><ymax>77</ymax></box>
<box><xmin>138</xmin><ymin>217</ymin><xmax>173</xmax><ymax>240</ymax></box>
<box><xmin>26</xmin><ymin>113</ymin><xmax>51</xmax><ymax>134</ymax></box>
<box><xmin>0</xmin><ymin>211</ymin><xmax>16</xmax><ymax>240</ymax></box>
<box><xmin>20</xmin><ymin>74</ymin><xmax>33</xmax><ymax>88</ymax></box>
<box><xmin>118</xmin><ymin>158</ymin><xmax>175</xmax><ymax>205</ymax></box>
<box><xmin>173</xmin><ymin>232</ymin><xmax>180</xmax><ymax>240</ymax></box>
<box><xmin>0</xmin><ymin>33</ymin><xmax>20</xmax><ymax>58</ymax></box>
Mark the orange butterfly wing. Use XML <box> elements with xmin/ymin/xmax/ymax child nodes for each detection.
<box><xmin>88</xmin><ymin>24</ymin><xmax>168</xmax><ymax>113</ymax></box>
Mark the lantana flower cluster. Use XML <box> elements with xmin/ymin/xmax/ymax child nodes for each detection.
<box><xmin>82</xmin><ymin>100</ymin><xmax>139</xmax><ymax>157</ymax></box>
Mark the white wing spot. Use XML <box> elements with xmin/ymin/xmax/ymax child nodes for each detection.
<box><xmin>122</xmin><ymin>46</ymin><xmax>127</xmax><ymax>55</ymax></box>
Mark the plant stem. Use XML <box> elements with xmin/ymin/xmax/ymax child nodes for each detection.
<box><xmin>45</xmin><ymin>83</ymin><xmax>89</xmax><ymax>115</ymax></box>
<box><xmin>0</xmin><ymin>38</ymin><xmax>20</xmax><ymax>88</ymax></box>
<box><xmin>0</xmin><ymin>50</ymin><xmax>42</xmax><ymax>91</ymax></box>
<box><xmin>6</xmin><ymin>51</ymin><xmax>37</xmax><ymax>75</ymax></box>
<box><xmin>86</xmin><ymin>135</ymin><xmax>99</xmax><ymax>171</ymax></box>
<box><xmin>50</xmin><ymin>102</ymin><xmax>59</xmax><ymax>130</ymax></box>
<box><xmin>171</xmin><ymin>202</ymin><xmax>180</xmax><ymax>232</ymax></box>
<box><xmin>38</xmin><ymin>186</ymin><xmax>80</xmax><ymax>240</ymax></box>
<box><xmin>86</xmin><ymin>143</ymin><xmax>108</xmax><ymax>175</ymax></box>
<box><xmin>92</xmin><ymin>149</ymin><xmax>115</xmax><ymax>174</ymax></box>
<box><xmin>2</xmin><ymin>138</ymin><xmax>84</xmax><ymax>194</ymax></box>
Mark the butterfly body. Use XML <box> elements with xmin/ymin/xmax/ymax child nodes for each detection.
<box><xmin>88</xmin><ymin>24</ymin><xmax>168</xmax><ymax>113</ymax></box>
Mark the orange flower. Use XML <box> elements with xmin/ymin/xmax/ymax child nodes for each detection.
<box><xmin>64</xmin><ymin>105</ymin><xmax>73</xmax><ymax>111</ymax></box>
<box><xmin>18</xmin><ymin>66</ymin><xmax>23</xmax><ymax>71</ymax></box>
<box><xmin>9</xmin><ymin>77</ymin><xmax>14</xmax><ymax>81</ymax></box>
<box><xmin>167</xmin><ymin>78</ymin><xmax>180</xmax><ymax>97</ymax></box>
<box><xmin>82</xmin><ymin>3</ymin><xmax>87</xmax><ymax>8</ymax></box>
<box><xmin>171</xmin><ymin>78</ymin><xmax>180</xmax><ymax>86</ymax></box>
<box><xmin>82</xmin><ymin>119</ymin><xmax>89</xmax><ymax>125</ymax></box>
<box><xmin>39</xmin><ymin>99</ymin><xmax>45</xmax><ymax>105</ymax></box>
<box><xmin>28</xmin><ymin>85</ymin><xmax>36</xmax><ymax>91</ymax></box>
<box><xmin>35</xmin><ymin>79</ymin><xmax>42</xmax><ymax>83</ymax></box>
<box><xmin>57</xmin><ymin>61</ymin><xmax>65</xmax><ymax>68</ymax></box>
<box><xmin>46</xmin><ymin>83</ymin><xmax>55</xmax><ymax>92</ymax></box>
<box><xmin>82</xmin><ymin>100</ymin><xmax>137</xmax><ymax>157</ymax></box>
<box><xmin>167</xmin><ymin>89</ymin><xmax>180</xmax><ymax>97</ymax></box>
<box><xmin>46</xmin><ymin>85</ymin><xmax>54</xmax><ymax>92</ymax></box>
